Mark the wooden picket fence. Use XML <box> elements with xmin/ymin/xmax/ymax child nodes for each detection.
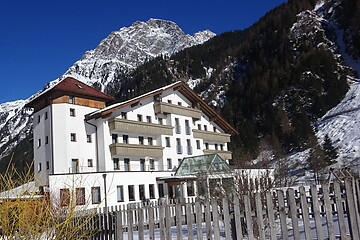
<box><xmin>78</xmin><ymin>178</ymin><xmax>360</xmax><ymax>240</ymax></box>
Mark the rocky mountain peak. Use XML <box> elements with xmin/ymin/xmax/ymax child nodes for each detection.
<box><xmin>65</xmin><ymin>18</ymin><xmax>216</xmax><ymax>91</ymax></box>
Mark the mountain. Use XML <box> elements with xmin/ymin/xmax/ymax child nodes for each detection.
<box><xmin>63</xmin><ymin>18</ymin><xmax>215</xmax><ymax>94</ymax></box>
<box><xmin>106</xmin><ymin>0</ymin><xmax>359</xmax><ymax>173</ymax></box>
<box><xmin>2</xmin><ymin>0</ymin><xmax>360</xmax><ymax>183</ymax></box>
<box><xmin>0</xmin><ymin>19</ymin><xmax>215</xmax><ymax>171</ymax></box>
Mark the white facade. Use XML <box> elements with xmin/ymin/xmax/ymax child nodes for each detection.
<box><xmin>30</xmin><ymin>79</ymin><xmax>235</xmax><ymax>209</ymax></box>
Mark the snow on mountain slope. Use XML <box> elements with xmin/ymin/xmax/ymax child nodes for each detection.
<box><xmin>64</xmin><ymin>18</ymin><xmax>216</xmax><ymax>91</ymax></box>
<box><xmin>0</xmin><ymin>19</ymin><xmax>215</xmax><ymax>158</ymax></box>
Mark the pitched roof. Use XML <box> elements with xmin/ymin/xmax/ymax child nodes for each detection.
<box><xmin>26</xmin><ymin>77</ymin><xmax>114</xmax><ymax>107</ymax></box>
<box><xmin>86</xmin><ymin>81</ymin><xmax>238</xmax><ymax>135</ymax></box>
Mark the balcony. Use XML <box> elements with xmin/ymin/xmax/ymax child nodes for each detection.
<box><xmin>153</xmin><ymin>101</ymin><xmax>201</xmax><ymax>119</ymax></box>
<box><xmin>203</xmin><ymin>149</ymin><xmax>232</xmax><ymax>160</ymax></box>
<box><xmin>110</xmin><ymin>143</ymin><xmax>164</xmax><ymax>157</ymax></box>
<box><xmin>193</xmin><ymin>129</ymin><xmax>231</xmax><ymax>142</ymax></box>
<box><xmin>108</xmin><ymin>118</ymin><xmax>173</xmax><ymax>135</ymax></box>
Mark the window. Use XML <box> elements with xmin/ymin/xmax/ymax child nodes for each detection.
<box><xmin>46</xmin><ymin>161</ymin><xmax>49</xmax><ymax>170</ymax></box>
<box><xmin>158</xmin><ymin>184</ymin><xmax>164</xmax><ymax>198</ymax></box>
<box><xmin>215</xmin><ymin>144</ymin><xmax>218</xmax><ymax>150</ymax></box>
<box><xmin>121</xmin><ymin>112</ymin><xmax>127</xmax><ymax>119</ymax></box>
<box><xmin>158</xmin><ymin>118</ymin><xmax>163</xmax><ymax>125</ymax></box>
<box><xmin>38</xmin><ymin>139</ymin><xmax>41</xmax><ymax>148</ymax></box>
<box><xmin>138</xmin><ymin>136</ymin><xmax>144</xmax><ymax>145</ymax></box>
<box><xmin>76</xmin><ymin>188</ymin><xmax>85</xmax><ymax>205</ymax></box>
<box><xmin>113</xmin><ymin>158</ymin><xmax>120</xmax><ymax>170</ymax></box>
<box><xmin>196</xmin><ymin>140</ymin><xmax>201</xmax><ymax>149</ymax></box>
<box><xmin>213</xmin><ymin>127</ymin><xmax>217</xmax><ymax>132</ymax></box>
<box><xmin>112</xmin><ymin>134</ymin><xmax>118</xmax><ymax>144</ymax></box>
<box><xmin>139</xmin><ymin>185</ymin><xmax>145</xmax><ymax>201</ymax></box>
<box><xmin>205</xmin><ymin>143</ymin><xmax>209</xmax><ymax>149</ymax></box>
<box><xmin>167</xmin><ymin>158</ymin><xmax>172</xmax><ymax>170</ymax></box>
<box><xmin>70</xmin><ymin>133</ymin><xmax>76</xmax><ymax>142</ymax></box>
<box><xmin>149</xmin><ymin>184</ymin><xmax>155</xmax><ymax>199</ymax></box>
<box><xmin>91</xmin><ymin>187</ymin><xmax>101</xmax><ymax>204</ymax></box>
<box><xmin>45</xmin><ymin>136</ymin><xmax>49</xmax><ymax>145</ymax></box>
<box><xmin>123</xmin><ymin>135</ymin><xmax>128</xmax><ymax>144</ymax></box>
<box><xmin>38</xmin><ymin>115</ymin><xmax>40</xmax><ymax>123</ymax></box>
<box><xmin>175</xmin><ymin>118</ymin><xmax>180</xmax><ymax>134</ymax></box>
<box><xmin>146</xmin><ymin>116</ymin><xmax>152</xmax><ymax>123</ymax></box>
<box><xmin>148</xmin><ymin>137</ymin><xmax>153</xmax><ymax>145</ymax></box>
<box><xmin>149</xmin><ymin>159</ymin><xmax>155</xmax><ymax>170</ymax></box>
<box><xmin>38</xmin><ymin>163</ymin><xmax>41</xmax><ymax>172</ymax></box>
<box><xmin>167</xmin><ymin>100</ymin><xmax>172</xmax><ymax>104</ymax></box>
<box><xmin>204</xmin><ymin>125</ymin><xmax>207</xmax><ymax>131</ymax></box>
<box><xmin>60</xmin><ymin>188</ymin><xmax>70</xmax><ymax>206</ymax></box>
<box><xmin>71</xmin><ymin>159</ymin><xmax>79</xmax><ymax>173</ymax></box>
<box><xmin>128</xmin><ymin>185</ymin><xmax>135</xmax><ymax>201</ymax></box>
<box><xmin>220</xmin><ymin>144</ymin><xmax>224</xmax><ymax>151</ymax></box>
<box><xmin>187</xmin><ymin>139</ymin><xmax>192</xmax><ymax>155</ymax></box>
<box><xmin>140</xmin><ymin>159</ymin><xmax>145</xmax><ymax>171</ymax></box>
<box><xmin>165</xmin><ymin>137</ymin><xmax>171</xmax><ymax>147</ymax></box>
<box><xmin>137</xmin><ymin>114</ymin><xmax>143</xmax><ymax>122</ymax></box>
<box><xmin>88</xmin><ymin>159</ymin><xmax>93</xmax><ymax>167</ymax></box>
<box><xmin>124</xmin><ymin>158</ymin><xmax>130</xmax><ymax>171</ymax></box>
<box><xmin>185</xmin><ymin>120</ymin><xmax>190</xmax><ymax>135</ymax></box>
<box><xmin>197</xmin><ymin>124</ymin><xmax>201</xmax><ymax>130</ymax></box>
<box><xmin>187</xmin><ymin>181</ymin><xmax>195</xmax><ymax>197</ymax></box>
<box><xmin>177</xmin><ymin>102</ymin><xmax>182</xmax><ymax>106</ymax></box>
<box><xmin>69</xmin><ymin>96</ymin><xmax>75</xmax><ymax>104</ymax></box>
<box><xmin>176</xmin><ymin>138</ymin><xmax>182</xmax><ymax>154</ymax></box>
<box><xmin>117</xmin><ymin>186</ymin><xmax>124</xmax><ymax>202</ymax></box>
<box><xmin>45</xmin><ymin>112</ymin><xmax>48</xmax><ymax>120</ymax></box>
<box><xmin>87</xmin><ymin>135</ymin><xmax>92</xmax><ymax>143</ymax></box>
<box><xmin>70</xmin><ymin>108</ymin><xmax>75</xmax><ymax>117</ymax></box>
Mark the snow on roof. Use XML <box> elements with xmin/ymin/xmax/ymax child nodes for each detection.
<box><xmin>87</xmin><ymin>81</ymin><xmax>182</xmax><ymax>118</ymax></box>
<box><xmin>0</xmin><ymin>181</ymin><xmax>42</xmax><ymax>200</ymax></box>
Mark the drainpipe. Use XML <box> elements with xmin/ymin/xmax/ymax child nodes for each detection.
<box><xmin>85</xmin><ymin>119</ymin><xmax>99</xmax><ymax>172</ymax></box>
<box><xmin>102</xmin><ymin>173</ymin><xmax>108</xmax><ymax>212</ymax></box>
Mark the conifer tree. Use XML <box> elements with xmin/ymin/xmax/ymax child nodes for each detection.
<box><xmin>322</xmin><ymin>134</ymin><xmax>338</xmax><ymax>165</ymax></box>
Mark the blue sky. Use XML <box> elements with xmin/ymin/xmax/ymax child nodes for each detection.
<box><xmin>0</xmin><ymin>0</ymin><xmax>287</xmax><ymax>103</ymax></box>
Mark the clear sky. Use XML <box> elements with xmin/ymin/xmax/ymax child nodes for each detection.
<box><xmin>0</xmin><ymin>0</ymin><xmax>287</xmax><ymax>103</ymax></box>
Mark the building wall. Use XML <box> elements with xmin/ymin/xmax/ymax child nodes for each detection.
<box><xmin>49</xmin><ymin>171</ymin><xmax>173</xmax><ymax>208</ymax></box>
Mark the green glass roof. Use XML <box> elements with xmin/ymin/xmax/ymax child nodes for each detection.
<box><xmin>175</xmin><ymin>154</ymin><xmax>232</xmax><ymax>176</ymax></box>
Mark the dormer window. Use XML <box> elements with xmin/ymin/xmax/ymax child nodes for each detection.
<box><xmin>76</xmin><ymin>84</ymin><xmax>84</xmax><ymax>89</ymax></box>
<box><xmin>69</xmin><ymin>96</ymin><xmax>75</xmax><ymax>104</ymax></box>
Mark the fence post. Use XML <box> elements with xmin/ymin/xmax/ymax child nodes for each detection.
<box><xmin>223</xmin><ymin>198</ymin><xmax>232</xmax><ymax>240</ymax></box>
<box><xmin>211</xmin><ymin>198</ymin><xmax>220</xmax><ymax>240</ymax></box>
<box><xmin>345</xmin><ymin>179</ymin><xmax>360</xmax><ymax>239</ymax></box>
<box><xmin>255</xmin><ymin>192</ymin><xmax>266</xmax><ymax>240</ymax></box>
<box><xmin>127</xmin><ymin>204</ymin><xmax>134</xmax><ymax>240</ymax></box>
<box><xmin>233</xmin><ymin>196</ymin><xmax>243</xmax><ymax>240</ymax></box>
<box><xmin>310</xmin><ymin>184</ymin><xmax>324</xmax><ymax>240</ymax></box>
<box><xmin>115</xmin><ymin>206</ymin><xmax>123</xmax><ymax>240</ymax></box>
<box><xmin>266</xmin><ymin>191</ymin><xmax>276</xmax><ymax>240</ymax></box>
<box><xmin>195</xmin><ymin>200</ymin><xmax>203</xmax><ymax>240</ymax></box>
<box><xmin>287</xmin><ymin>188</ymin><xmax>300</xmax><ymax>240</ymax></box>
<box><xmin>277</xmin><ymin>189</ymin><xmax>289</xmax><ymax>240</ymax></box>
<box><xmin>243</xmin><ymin>194</ymin><xmax>254</xmax><ymax>239</ymax></box>
<box><xmin>322</xmin><ymin>184</ymin><xmax>335</xmax><ymax>240</ymax></box>
<box><xmin>204</xmin><ymin>199</ymin><xmax>212</xmax><ymax>240</ymax></box>
<box><xmin>334</xmin><ymin>182</ymin><xmax>347</xmax><ymax>240</ymax></box>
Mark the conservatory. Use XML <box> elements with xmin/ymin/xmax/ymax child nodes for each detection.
<box><xmin>158</xmin><ymin>154</ymin><xmax>234</xmax><ymax>199</ymax></box>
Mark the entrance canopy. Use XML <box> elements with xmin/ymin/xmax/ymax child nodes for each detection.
<box><xmin>175</xmin><ymin>154</ymin><xmax>232</xmax><ymax>176</ymax></box>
